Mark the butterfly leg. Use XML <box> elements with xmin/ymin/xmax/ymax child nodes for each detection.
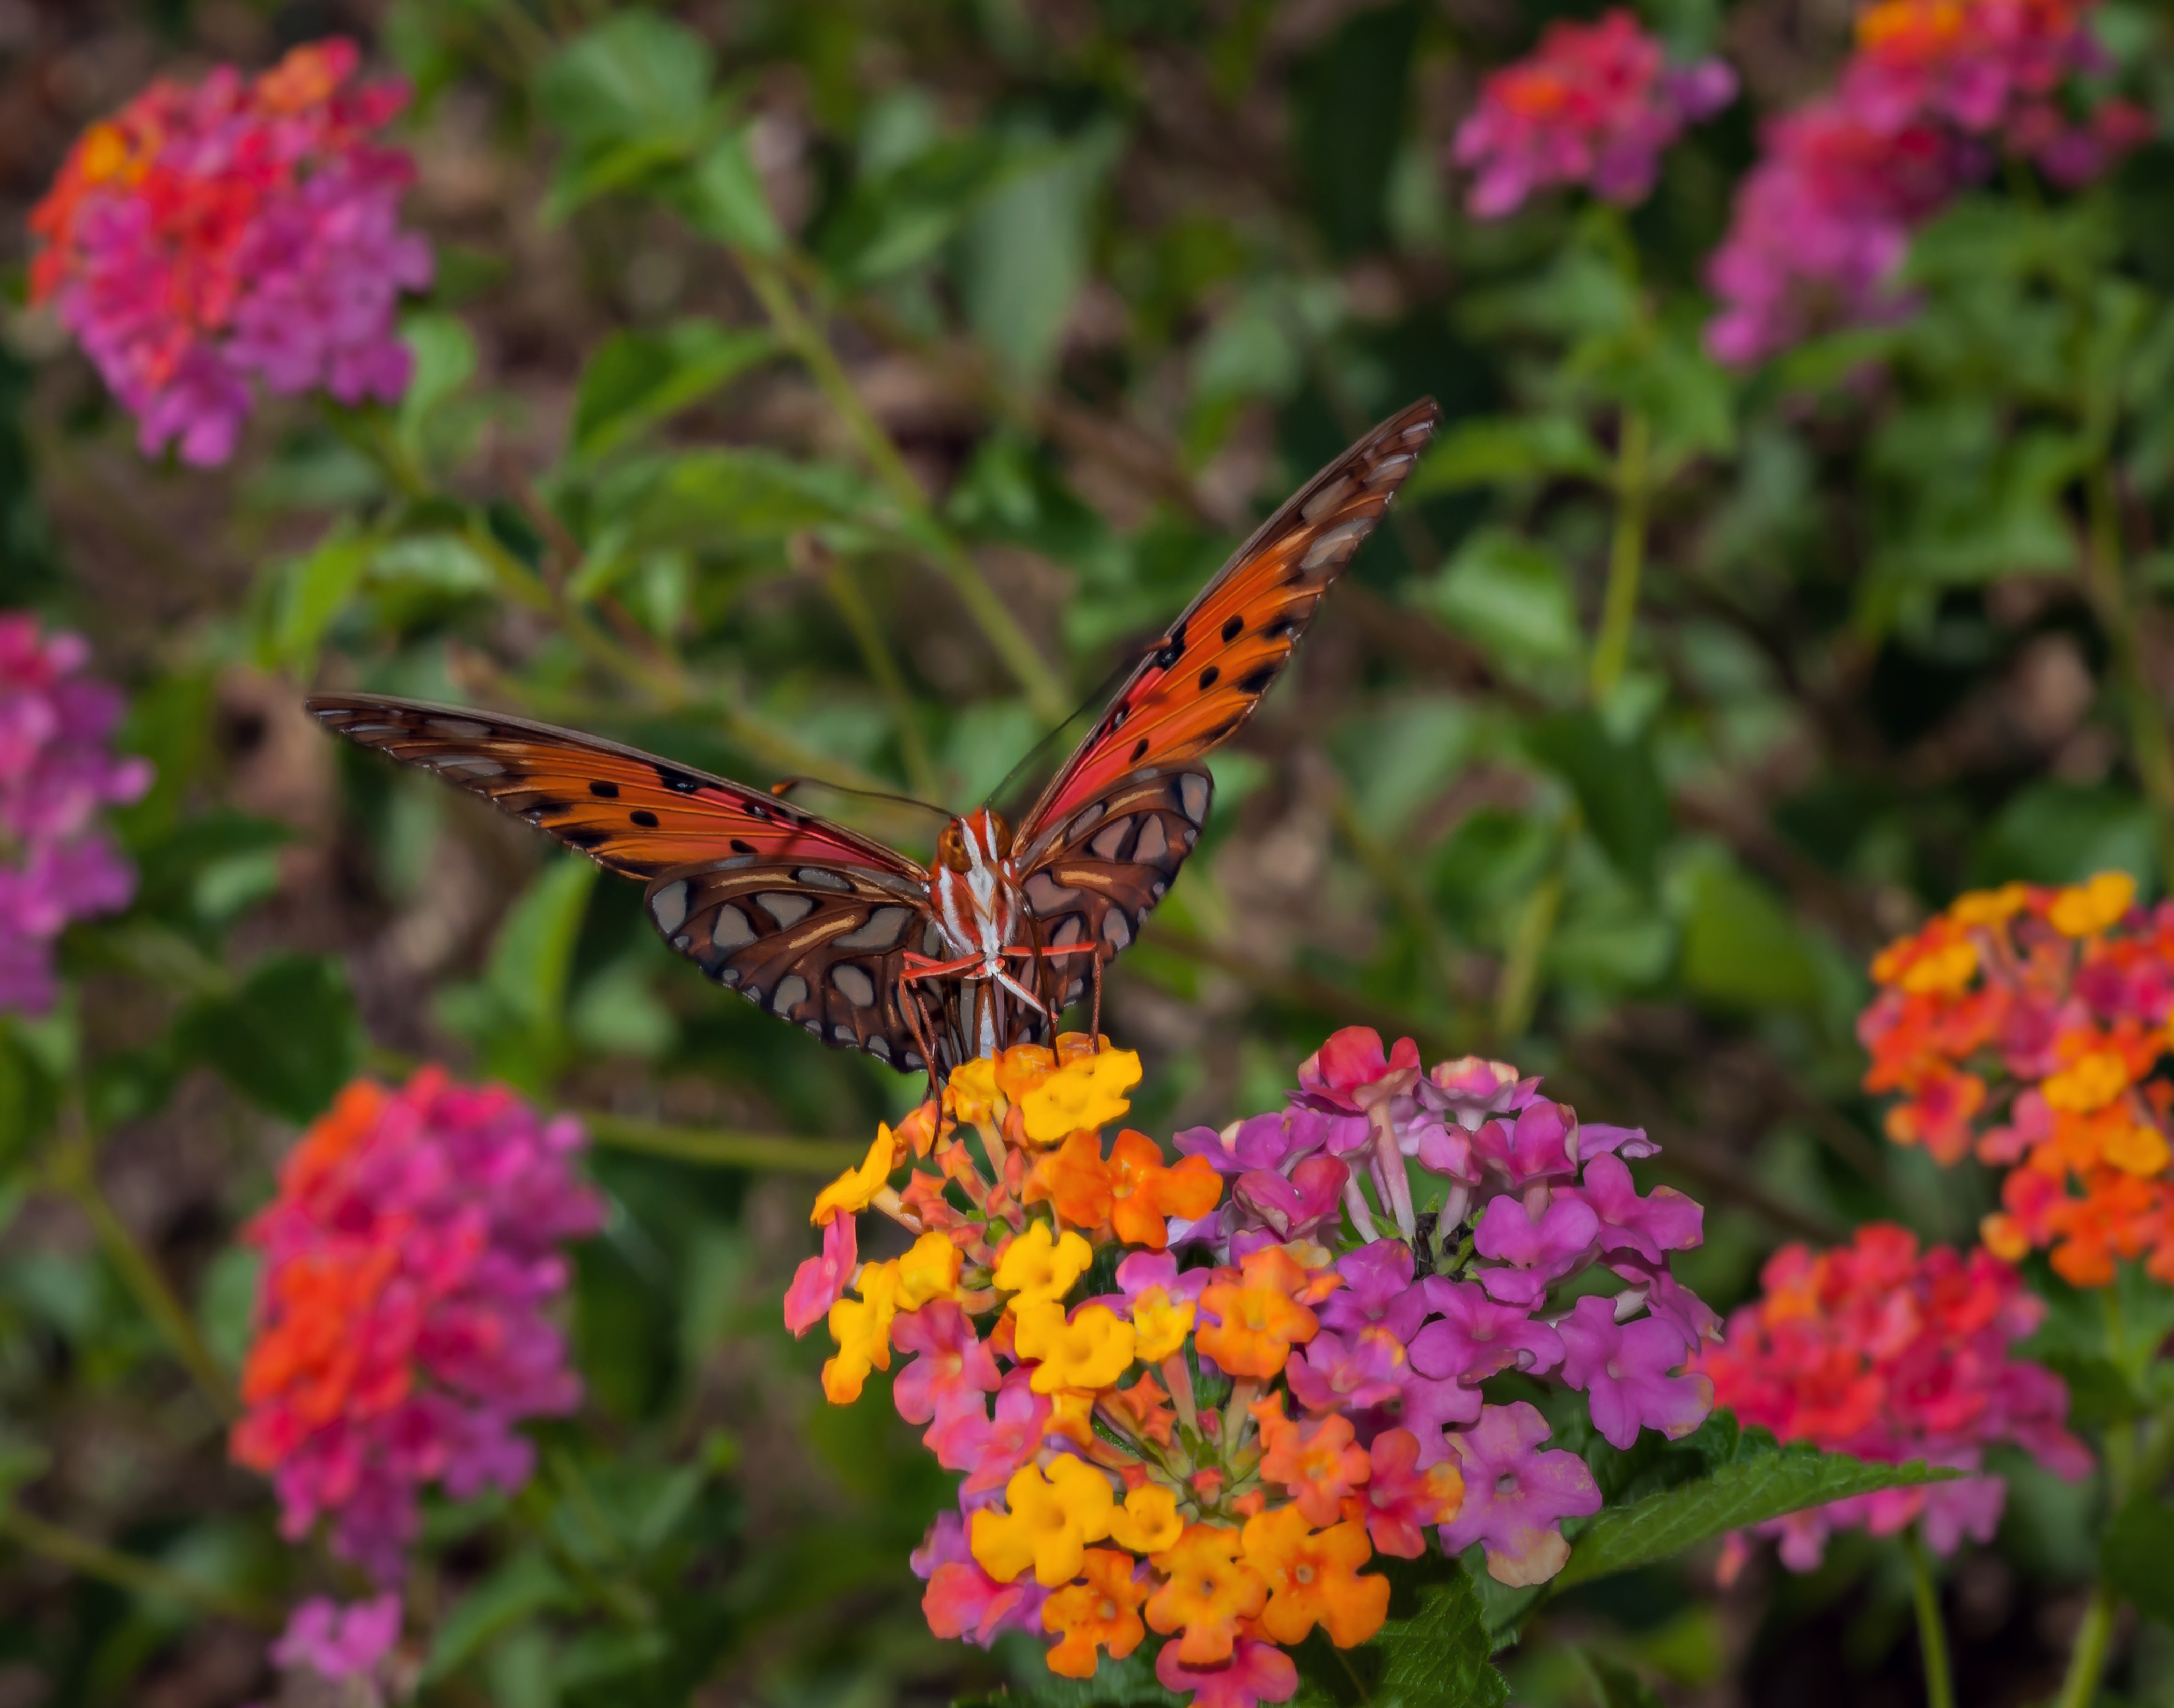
<box><xmin>898</xmin><ymin>978</ymin><xmax>945</xmax><ymax>1100</ymax></box>
<box><xmin>1090</xmin><ymin>948</ymin><xmax>1104</xmax><ymax>1048</ymax></box>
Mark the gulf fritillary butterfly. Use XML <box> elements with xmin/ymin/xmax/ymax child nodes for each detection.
<box><xmin>309</xmin><ymin>399</ymin><xmax>1439</xmax><ymax>1078</ymax></box>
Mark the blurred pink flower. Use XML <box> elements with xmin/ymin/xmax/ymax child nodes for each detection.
<box><xmin>30</xmin><ymin>39</ymin><xmax>432</xmax><ymax>466</ymax></box>
<box><xmin>230</xmin><ymin>1070</ymin><xmax>603</xmax><ymax>1583</ymax></box>
<box><xmin>0</xmin><ymin>613</ymin><xmax>150</xmax><ymax>1014</ymax></box>
<box><xmin>1453</xmin><ymin>9</ymin><xmax>1737</xmax><ymax>217</ymax></box>
<box><xmin>269</xmin><ymin>1593</ymin><xmax>401</xmax><ymax>1685</ymax></box>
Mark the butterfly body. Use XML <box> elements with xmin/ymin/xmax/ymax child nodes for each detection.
<box><xmin>308</xmin><ymin>398</ymin><xmax>1439</xmax><ymax>1079</ymax></box>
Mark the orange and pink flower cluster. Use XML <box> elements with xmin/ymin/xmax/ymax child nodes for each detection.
<box><xmin>1695</xmin><ymin>1224</ymin><xmax>2086</xmax><ymax>1575</ymax></box>
<box><xmin>787</xmin><ymin>1028</ymin><xmax>1717</xmax><ymax>1704</ymax></box>
<box><xmin>1860</xmin><ymin>871</ymin><xmax>2174</xmax><ymax>1287</ymax></box>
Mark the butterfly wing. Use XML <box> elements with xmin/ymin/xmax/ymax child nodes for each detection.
<box><xmin>307</xmin><ymin>694</ymin><xmax>941</xmax><ymax>1070</ymax></box>
<box><xmin>1010</xmin><ymin>400</ymin><xmax>1439</xmax><ymax>993</ymax></box>
<box><xmin>1017</xmin><ymin>398</ymin><xmax>1439</xmax><ymax>850</ymax></box>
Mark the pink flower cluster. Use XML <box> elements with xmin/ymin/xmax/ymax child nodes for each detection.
<box><xmin>1694</xmin><ymin>1224</ymin><xmax>2089</xmax><ymax>1576</ymax></box>
<box><xmin>1452</xmin><ymin>9</ymin><xmax>1736</xmax><ymax>217</ymax></box>
<box><xmin>230</xmin><ymin>1070</ymin><xmax>603</xmax><ymax>1583</ymax></box>
<box><xmin>1707</xmin><ymin>0</ymin><xmax>2152</xmax><ymax>364</ymax></box>
<box><xmin>268</xmin><ymin>1593</ymin><xmax>401</xmax><ymax>1691</ymax></box>
<box><xmin>30</xmin><ymin>39</ymin><xmax>432</xmax><ymax>467</ymax></box>
<box><xmin>0</xmin><ymin>614</ymin><xmax>151</xmax><ymax>1014</ymax></box>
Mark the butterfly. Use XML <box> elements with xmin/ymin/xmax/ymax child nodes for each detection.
<box><xmin>309</xmin><ymin>399</ymin><xmax>1439</xmax><ymax>1079</ymax></box>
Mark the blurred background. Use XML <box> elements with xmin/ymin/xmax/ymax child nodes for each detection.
<box><xmin>2</xmin><ymin>1</ymin><xmax>2173</xmax><ymax>1704</ymax></box>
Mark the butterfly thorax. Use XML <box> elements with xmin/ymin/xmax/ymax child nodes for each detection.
<box><xmin>930</xmin><ymin>806</ymin><xmax>1024</xmax><ymax>971</ymax></box>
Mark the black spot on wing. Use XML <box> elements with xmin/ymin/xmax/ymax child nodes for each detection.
<box><xmin>1197</xmin><ymin>666</ymin><xmax>1220</xmax><ymax>690</ymax></box>
<box><xmin>657</xmin><ymin>767</ymin><xmax>704</xmax><ymax>794</ymax></box>
<box><xmin>1237</xmin><ymin>663</ymin><xmax>1280</xmax><ymax>696</ymax></box>
<box><xmin>1221</xmin><ymin>614</ymin><xmax>1244</xmax><ymax>643</ymax></box>
<box><xmin>630</xmin><ymin>809</ymin><xmax>660</xmax><ymax>828</ymax></box>
<box><xmin>589</xmin><ymin>780</ymin><xmax>620</xmax><ymax>799</ymax></box>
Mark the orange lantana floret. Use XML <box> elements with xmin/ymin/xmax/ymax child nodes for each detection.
<box><xmin>1197</xmin><ymin>1246</ymin><xmax>1332</xmax><ymax>1378</ymax></box>
<box><xmin>1042</xmin><ymin>1549</ymin><xmax>1148</xmax><ymax>1678</ymax></box>
<box><xmin>1145</xmin><ymin>1524</ymin><xmax>1266</xmax><ymax>1665</ymax></box>
<box><xmin>1106</xmin><ymin>1129</ymin><xmax>1222</xmax><ymax>1249</ymax></box>
<box><xmin>1240</xmin><ymin>1505</ymin><xmax>1391</xmax><ymax>1649</ymax></box>
<box><xmin>1253</xmin><ymin>1396</ymin><xmax>1371</xmax><ymax>1527</ymax></box>
<box><xmin>1033</xmin><ymin>1129</ymin><xmax>1114</xmax><ymax>1230</ymax></box>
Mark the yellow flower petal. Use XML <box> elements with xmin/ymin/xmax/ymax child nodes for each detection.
<box><xmin>946</xmin><ymin>1058</ymin><xmax>1001</xmax><ymax>1125</ymax></box>
<box><xmin>811</xmin><ymin>1125</ymin><xmax>900</xmax><ymax>1225</ymax></box>
<box><xmin>1110</xmin><ymin>1483</ymin><xmax>1183</xmax><ymax>1554</ymax></box>
<box><xmin>1018</xmin><ymin>1049</ymin><xmax>1143</xmax><ymax>1144</ymax></box>
<box><xmin>2103</xmin><ymin>1123</ymin><xmax>2171</xmax><ymax>1177</ymax></box>
<box><xmin>896</xmin><ymin>1229</ymin><xmax>962</xmax><ymax>1309</ymax></box>
<box><xmin>2043</xmin><ymin>1050</ymin><xmax>2129</xmax><ymax>1115</ymax></box>
<box><xmin>1129</xmin><ymin>1286</ymin><xmax>1195</xmax><ymax>1363</ymax></box>
<box><xmin>2049</xmin><ymin>872</ymin><xmax>2135</xmax><ymax>938</ymax></box>
<box><xmin>821</xmin><ymin>1260</ymin><xmax>900</xmax><ymax>1404</ymax></box>
<box><xmin>993</xmin><ymin>1220</ymin><xmax>1092</xmax><ymax>1305</ymax></box>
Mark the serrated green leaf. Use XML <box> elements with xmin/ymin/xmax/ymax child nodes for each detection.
<box><xmin>569</xmin><ymin>321</ymin><xmax>772</xmax><ymax>461</ymax></box>
<box><xmin>422</xmin><ymin>1551</ymin><xmax>577</xmax><ymax>1683</ymax></box>
<box><xmin>1376</xmin><ymin>1565</ymin><xmax>1509</xmax><ymax>1708</ymax></box>
<box><xmin>1555</xmin><ymin>1446</ymin><xmax>1958</xmax><ymax>1589</ymax></box>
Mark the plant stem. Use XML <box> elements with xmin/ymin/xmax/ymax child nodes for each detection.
<box><xmin>2055</xmin><ymin>1584</ymin><xmax>2117</xmax><ymax>1708</ymax></box>
<box><xmin>2081</xmin><ymin>462</ymin><xmax>2174</xmax><ymax>880</ymax></box>
<box><xmin>816</xmin><ymin>550</ymin><xmax>942</xmax><ymax>801</ymax></box>
<box><xmin>1589</xmin><ymin>409</ymin><xmax>1649</xmax><ymax>705</ymax></box>
<box><xmin>1493</xmin><ymin>872</ymin><xmax>1564</xmax><ymax>1045</ymax></box>
<box><xmin>0</xmin><ymin>1505</ymin><xmax>275</xmax><ymax>1626</ymax></box>
<box><xmin>48</xmin><ymin>1125</ymin><xmax>235</xmax><ymax>1420</ymax></box>
<box><xmin>736</xmin><ymin>253</ymin><xmax>1070</xmax><ymax>726</ymax></box>
<box><xmin>1904</xmin><ymin>1531</ymin><xmax>1955</xmax><ymax>1708</ymax></box>
<box><xmin>582</xmin><ymin>1110</ymin><xmax>867</xmax><ymax>1173</ymax></box>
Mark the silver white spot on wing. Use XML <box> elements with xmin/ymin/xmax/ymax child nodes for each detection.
<box><xmin>831</xmin><ymin>964</ymin><xmax>877</xmax><ymax>1007</ymax></box>
<box><xmin>1301</xmin><ymin>517</ymin><xmax>1369</xmax><ymax>569</ymax></box>
<box><xmin>651</xmin><ymin>880</ymin><xmax>690</xmax><ymax>934</ymax></box>
<box><xmin>425</xmin><ymin>717</ymin><xmax>493</xmax><ymax>740</ymax></box>
<box><xmin>1134</xmin><ymin>817</ymin><xmax>1168</xmax><ymax>863</ymax></box>
<box><xmin>796</xmin><ymin>867</ymin><xmax>854</xmax><ymax>892</ymax></box>
<box><xmin>757</xmin><ymin>892</ymin><xmax>815</xmax><ymax>928</ymax></box>
<box><xmin>1089</xmin><ymin>818</ymin><xmax>1133</xmax><ymax>861</ymax></box>
<box><xmin>835</xmin><ymin>906</ymin><xmax>913</xmax><ymax>950</ymax></box>
<box><xmin>1177</xmin><ymin>773</ymin><xmax>1211</xmax><ymax>826</ymax></box>
<box><xmin>772</xmin><ymin>974</ymin><xmax>810</xmax><ymax>1015</ymax></box>
<box><xmin>712</xmin><ymin>906</ymin><xmax>757</xmax><ymax>949</ymax></box>
<box><xmin>1101</xmin><ymin>910</ymin><xmax>1133</xmax><ymax>950</ymax></box>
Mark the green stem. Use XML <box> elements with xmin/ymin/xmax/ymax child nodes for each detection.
<box><xmin>737</xmin><ymin>254</ymin><xmax>1070</xmax><ymax>726</ymax></box>
<box><xmin>48</xmin><ymin>1127</ymin><xmax>235</xmax><ymax>1420</ymax></box>
<box><xmin>819</xmin><ymin>552</ymin><xmax>942</xmax><ymax>801</ymax></box>
<box><xmin>2081</xmin><ymin>463</ymin><xmax>2174</xmax><ymax>879</ymax></box>
<box><xmin>1589</xmin><ymin>409</ymin><xmax>1649</xmax><ymax>705</ymax></box>
<box><xmin>2055</xmin><ymin>1585</ymin><xmax>2117</xmax><ymax>1708</ymax></box>
<box><xmin>1904</xmin><ymin>1531</ymin><xmax>1955</xmax><ymax>1708</ymax></box>
<box><xmin>1493</xmin><ymin>872</ymin><xmax>1564</xmax><ymax>1046</ymax></box>
<box><xmin>0</xmin><ymin>1506</ymin><xmax>275</xmax><ymax>1626</ymax></box>
<box><xmin>582</xmin><ymin>1111</ymin><xmax>867</xmax><ymax>1174</ymax></box>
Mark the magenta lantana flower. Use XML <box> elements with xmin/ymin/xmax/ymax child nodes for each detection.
<box><xmin>230</xmin><ymin>1070</ymin><xmax>603</xmax><ymax>1583</ymax></box>
<box><xmin>29</xmin><ymin>39</ymin><xmax>432</xmax><ymax>466</ymax></box>
<box><xmin>1453</xmin><ymin>8</ymin><xmax>1736</xmax><ymax>218</ymax></box>
<box><xmin>269</xmin><ymin>1593</ymin><xmax>401</xmax><ymax>1686</ymax></box>
<box><xmin>1556</xmin><ymin>1294</ymin><xmax>1716</xmax><ymax>1451</ymax></box>
<box><xmin>1438</xmin><ymin>1401</ymin><xmax>1605</xmax><ymax>1586</ymax></box>
<box><xmin>1156</xmin><ymin>1636</ymin><xmax>1299</xmax><ymax>1708</ymax></box>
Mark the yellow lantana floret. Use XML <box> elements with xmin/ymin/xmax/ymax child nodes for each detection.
<box><xmin>895</xmin><ymin>1230</ymin><xmax>962</xmax><ymax>1309</ymax></box>
<box><xmin>1129</xmin><ymin>1285</ymin><xmax>1195</xmax><ymax>1363</ymax></box>
<box><xmin>994</xmin><ymin>1221</ymin><xmax>1092</xmax><ymax>1305</ymax></box>
<box><xmin>1900</xmin><ymin>939</ymin><xmax>1977</xmax><ymax>996</ymax></box>
<box><xmin>811</xmin><ymin>1126</ymin><xmax>901</xmax><ymax>1225</ymax></box>
<box><xmin>1015</xmin><ymin>1297</ymin><xmax>1136</xmax><ymax>1394</ymax></box>
<box><xmin>2103</xmin><ymin>1123</ymin><xmax>2172</xmax><ymax>1176</ymax></box>
<box><xmin>1109</xmin><ymin>1482</ymin><xmax>1183</xmax><ymax>1553</ymax></box>
<box><xmin>1949</xmin><ymin>882</ymin><xmax>2029</xmax><ymax>927</ymax></box>
<box><xmin>1018</xmin><ymin>1048</ymin><xmax>1143</xmax><ymax>1144</ymax></box>
<box><xmin>2050</xmin><ymin>872</ymin><xmax>2135</xmax><ymax>938</ymax></box>
<box><xmin>946</xmin><ymin>1057</ymin><xmax>1001</xmax><ymax>1125</ymax></box>
<box><xmin>2044</xmin><ymin>1050</ymin><xmax>2130</xmax><ymax>1115</ymax></box>
<box><xmin>971</xmin><ymin>1456</ymin><xmax>1117</xmax><ymax>1586</ymax></box>
<box><xmin>822</xmin><ymin>1259</ymin><xmax>900</xmax><ymax>1404</ymax></box>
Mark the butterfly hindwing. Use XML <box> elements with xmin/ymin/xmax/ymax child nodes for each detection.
<box><xmin>646</xmin><ymin>859</ymin><xmax>939</xmax><ymax>1069</ymax></box>
<box><xmin>1017</xmin><ymin>766</ymin><xmax>1212</xmax><ymax>1010</ymax></box>
<box><xmin>1021</xmin><ymin>399</ymin><xmax>1439</xmax><ymax>837</ymax></box>
<box><xmin>307</xmin><ymin>694</ymin><xmax>920</xmax><ymax>883</ymax></box>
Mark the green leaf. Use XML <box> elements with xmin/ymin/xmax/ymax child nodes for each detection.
<box><xmin>1375</xmin><ymin>1564</ymin><xmax>1509</xmax><ymax>1708</ymax></box>
<box><xmin>605</xmin><ymin>446</ymin><xmax>895</xmax><ymax>552</ymax></box>
<box><xmin>436</xmin><ymin>858</ymin><xmax>598</xmax><ymax>1092</ymax></box>
<box><xmin>1676</xmin><ymin>858</ymin><xmax>1822</xmax><ymax>1011</ymax></box>
<box><xmin>175</xmin><ymin>954</ymin><xmax>359</xmax><ymax>1124</ymax></box>
<box><xmin>1524</xmin><ymin>710</ymin><xmax>1671</xmax><ymax>887</ymax></box>
<box><xmin>395</xmin><ymin>313</ymin><xmax>479</xmax><ymax>462</ymax></box>
<box><xmin>422</xmin><ymin>1551</ymin><xmax>577</xmax><ymax>1683</ymax></box>
<box><xmin>1409</xmin><ymin>417</ymin><xmax>1611</xmax><ymax>494</ymax></box>
<box><xmin>1555</xmin><ymin>1444</ymin><xmax>1958</xmax><ymax>1589</ymax></box>
<box><xmin>264</xmin><ymin>523</ymin><xmax>374</xmax><ymax>676</ymax></box>
<box><xmin>0</xmin><ymin>1024</ymin><xmax>59</xmax><ymax>1171</ymax></box>
<box><xmin>956</xmin><ymin>123</ymin><xmax>1123</xmax><ymax>380</ymax></box>
<box><xmin>821</xmin><ymin>134</ymin><xmax>1062</xmax><ymax>288</ymax></box>
<box><xmin>1969</xmin><ymin>782</ymin><xmax>2157</xmax><ymax>890</ymax></box>
<box><xmin>569</xmin><ymin>320</ymin><xmax>773</xmax><ymax>461</ymax></box>
<box><xmin>1579</xmin><ymin>1653</ymin><xmax>1668</xmax><ymax>1708</ymax></box>
<box><xmin>535</xmin><ymin>12</ymin><xmax>714</xmax><ymax>151</ymax></box>
<box><xmin>2103</xmin><ymin>1495</ymin><xmax>2174</xmax><ymax>1628</ymax></box>
<box><xmin>956</xmin><ymin>1642</ymin><xmax>1181</xmax><ymax>1707</ymax></box>
<box><xmin>1427</xmin><ymin>530</ymin><xmax>1581</xmax><ymax>671</ymax></box>
<box><xmin>672</xmin><ymin>126</ymin><xmax>784</xmax><ymax>255</ymax></box>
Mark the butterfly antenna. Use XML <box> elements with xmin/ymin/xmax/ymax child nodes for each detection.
<box><xmin>987</xmin><ymin>653</ymin><xmax>1140</xmax><ymax>811</ymax></box>
<box><xmin>770</xmin><ymin>776</ymin><xmax>955</xmax><ymax>822</ymax></box>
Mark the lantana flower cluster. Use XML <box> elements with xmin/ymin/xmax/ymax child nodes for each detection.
<box><xmin>30</xmin><ymin>38</ymin><xmax>432</xmax><ymax>467</ymax></box>
<box><xmin>1696</xmin><ymin>1224</ymin><xmax>2087</xmax><ymax>1576</ymax></box>
<box><xmin>1707</xmin><ymin>0</ymin><xmax>2151</xmax><ymax>364</ymax></box>
<box><xmin>231</xmin><ymin>1069</ymin><xmax>603</xmax><ymax>1585</ymax></box>
<box><xmin>1452</xmin><ymin>8</ymin><xmax>1737</xmax><ymax>218</ymax></box>
<box><xmin>786</xmin><ymin>1027</ymin><xmax>1717</xmax><ymax>1706</ymax></box>
<box><xmin>0</xmin><ymin>613</ymin><xmax>151</xmax><ymax>1015</ymax></box>
<box><xmin>1860</xmin><ymin>871</ymin><xmax>2174</xmax><ymax>1287</ymax></box>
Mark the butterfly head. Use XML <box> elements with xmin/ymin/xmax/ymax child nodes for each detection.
<box><xmin>931</xmin><ymin>807</ymin><xmax>1022</xmax><ymax>968</ymax></box>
